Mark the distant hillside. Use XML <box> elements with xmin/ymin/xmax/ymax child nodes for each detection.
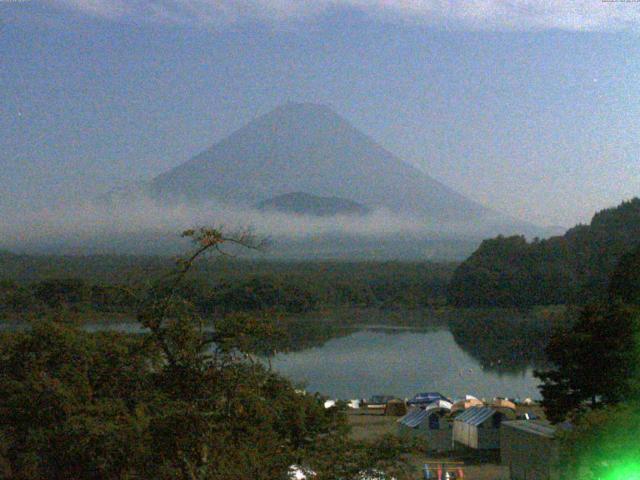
<box><xmin>256</xmin><ymin>192</ymin><xmax>370</xmax><ymax>217</ymax></box>
<box><xmin>447</xmin><ymin>198</ymin><xmax>640</xmax><ymax>307</ymax></box>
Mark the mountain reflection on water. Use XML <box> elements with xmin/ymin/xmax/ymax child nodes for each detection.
<box><xmin>264</xmin><ymin>308</ymin><xmax>559</xmax><ymax>400</ymax></box>
<box><xmin>15</xmin><ymin>307</ymin><xmax>558</xmax><ymax>400</ymax></box>
<box><xmin>272</xmin><ymin>308</ymin><xmax>556</xmax><ymax>372</ymax></box>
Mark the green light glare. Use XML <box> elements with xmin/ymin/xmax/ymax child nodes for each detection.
<box><xmin>600</xmin><ymin>461</ymin><xmax>640</xmax><ymax>480</ymax></box>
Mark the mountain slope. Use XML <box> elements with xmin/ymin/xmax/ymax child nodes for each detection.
<box><xmin>149</xmin><ymin>103</ymin><xmax>493</xmax><ymax>223</ymax></box>
<box><xmin>256</xmin><ymin>192</ymin><xmax>370</xmax><ymax>217</ymax></box>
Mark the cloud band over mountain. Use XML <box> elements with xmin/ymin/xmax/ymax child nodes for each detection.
<box><xmin>50</xmin><ymin>0</ymin><xmax>640</xmax><ymax>31</ymax></box>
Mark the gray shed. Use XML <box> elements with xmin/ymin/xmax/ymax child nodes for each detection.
<box><xmin>397</xmin><ymin>408</ymin><xmax>453</xmax><ymax>452</ymax></box>
<box><xmin>500</xmin><ymin>421</ymin><xmax>561</xmax><ymax>480</ymax></box>
<box><xmin>453</xmin><ymin>406</ymin><xmax>513</xmax><ymax>450</ymax></box>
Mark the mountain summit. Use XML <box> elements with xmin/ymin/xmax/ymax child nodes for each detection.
<box><xmin>149</xmin><ymin>103</ymin><xmax>491</xmax><ymax>223</ymax></box>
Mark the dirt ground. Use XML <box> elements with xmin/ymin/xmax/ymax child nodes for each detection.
<box><xmin>347</xmin><ymin>410</ymin><xmax>510</xmax><ymax>479</ymax></box>
<box><xmin>404</xmin><ymin>455</ymin><xmax>509</xmax><ymax>480</ymax></box>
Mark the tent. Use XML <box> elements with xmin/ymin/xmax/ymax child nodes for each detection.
<box><xmin>407</xmin><ymin>392</ymin><xmax>451</xmax><ymax>406</ymax></box>
<box><xmin>451</xmin><ymin>398</ymin><xmax>483</xmax><ymax>414</ymax></box>
<box><xmin>426</xmin><ymin>399</ymin><xmax>453</xmax><ymax>411</ymax></box>
<box><xmin>491</xmin><ymin>398</ymin><xmax>517</xmax><ymax>411</ymax></box>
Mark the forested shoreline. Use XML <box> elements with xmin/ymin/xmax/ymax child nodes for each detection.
<box><xmin>0</xmin><ymin>256</ymin><xmax>456</xmax><ymax>321</ymax></box>
<box><xmin>448</xmin><ymin>198</ymin><xmax>640</xmax><ymax>307</ymax></box>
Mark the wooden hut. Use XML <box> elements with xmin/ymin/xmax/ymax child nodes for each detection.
<box><xmin>453</xmin><ymin>406</ymin><xmax>514</xmax><ymax>450</ymax></box>
<box><xmin>501</xmin><ymin>421</ymin><xmax>564</xmax><ymax>480</ymax></box>
<box><xmin>398</xmin><ymin>406</ymin><xmax>453</xmax><ymax>452</ymax></box>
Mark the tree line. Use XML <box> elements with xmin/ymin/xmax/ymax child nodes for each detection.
<box><xmin>535</xmin><ymin>241</ymin><xmax>640</xmax><ymax>479</ymax></box>
<box><xmin>0</xmin><ymin>228</ymin><xmax>415</xmax><ymax>479</ymax></box>
<box><xmin>448</xmin><ymin>198</ymin><xmax>640</xmax><ymax>307</ymax></box>
<box><xmin>0</xmin><ymin>260</ymin><xmax>455</xmax><ymax>320</ymax></box>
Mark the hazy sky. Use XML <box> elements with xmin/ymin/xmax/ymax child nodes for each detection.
<box><xmin>2</xmin><ymin>1</ymin><xmax>640</xmax><ymax>227</ymax></box>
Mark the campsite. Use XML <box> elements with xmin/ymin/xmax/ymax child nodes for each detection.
<box><xmin>341</xmin><ymin>393</ymin><xmax>551</xmax><ymax>479</ymax></box>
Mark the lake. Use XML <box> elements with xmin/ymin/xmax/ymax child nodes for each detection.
<box><xmin>270</xmin><ymin>326</ymin><xmax>543</xmax><ymax>401</ymax></box>
<box><xmin>2</xmin><ymin>307</ymin><xmax>556</xmax><ymax>402</ymax></box>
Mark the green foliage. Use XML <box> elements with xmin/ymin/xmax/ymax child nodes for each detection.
<box><xmin>556</xmin><ymin>402</ymin><xmax>640</xmax><ymax>480</ymax></box>
<box><xmin>0</xmin><ymin>281</ymin><xmax>37</xmax><ymax>316</ymax></box>
<box><xmin>0</xmin><ymin>255</ymin><xmax>456</xmax><ymax>314</ymax></box>
<box><xmin>535</xmin><ymin>303</ymin><xmax>640</xmax><ymax>423</ymax></box>
<box><xmin>308</xmin><ymin>433</ymin><xmax>414</xmax><ymax>479</ymax></box>
<box><xmin>609</xmin><ymin>243</ymin><xmax>640</xmax><ymax>306</ymax></box>
<box><xmin>0</xmin><ymin>228</ymin><xmax>409</xmax><ymax>479</ymax></box>
<box><xmin>449</xmin><ymin>198</ymin><xmax>640</xmax><ymax>307</ymax></box>
<box><xmin>32</xmin><ymin>278</ymin><xmax>91</xmax><ymax>308</ymax></box>
<box><xmin>448</xmin><ymin>234</ymin><xmax>576</xmax><ymax>307</ymax></box>
<box><xmin>0</xmin><ymin>320</ymin><xmax>157</xmax><ymax>479</ymax></box>
<box><xmin>0</xmin><ymin>313</ymin><xmax>342</xmax><ymax>479</ymax></box>
<box><xmin>533</xmin><ymin>244</ymin><xmax>640</xmax><ymax>479</ymax></box>
<box><xmin>212</xmin><ymin>277</ymin><xmax>320</xmax><ymax>313</ymax></box>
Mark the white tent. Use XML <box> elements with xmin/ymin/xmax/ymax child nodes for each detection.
<box><xmin>426</xmin><ymin>399</ymin><xmax>452</xmax><ymax>411</ymax></box>
<box><xmin>289</xmin><ymin>465</ymin><xmax>316</xmax><ymax>480</ymax></box>
<box><xmin>324</xmin><ymin>400</ymin><xmax>337</xmax><ymax>409</ymax></box>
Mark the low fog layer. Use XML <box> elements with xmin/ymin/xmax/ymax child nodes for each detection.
<box><xmin>0</xmin><ymin>196</ymin><xmax>522</xmax><ymax>257</ymax></box>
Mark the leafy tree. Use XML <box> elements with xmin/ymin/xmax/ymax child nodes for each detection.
<box><xmin>0</xmin><ymin>227</ymin><xmax>404</xmax><ymax>479</ymax></box>
<box><xmin>308</xmin><ymin>433</ymin><xmax>414</xmax><ymax>479</ymax></box>
<box><xmin>0</xmin><ymin>320</ymin><xmax>157</xmax><ymax>479</ymax></box>
<box><xmin>0</xmin><ymin>281</ymin><xmax>38</xmax><ymax>315</ymax></box>
<box><xmin>529</xmin><ymin>229</ymin><xmax>640</xmax><ymax>480</ymax></box>
<box><xmin>556</xmin><ymin>402</ymin><xmax>640</xmax><ymax>480</ymax></box>
<box><xmin>608</xmin><ymin>243</ymin><xmax>640</xmax><ymax>306</ymax></box>
<box><xmin>89</xmin><ymin>284</ymin><xmax>138</xmax><ymax>312</ymax></box>
<box><xmin>535</xmin><ymin>303</ymin><xmax>640</xmax><ymax>423</ymax></box>
<box><xmin>32</xmin><ymin>278</ymin><xmax>90</xmax><ymax>308</ymax></box>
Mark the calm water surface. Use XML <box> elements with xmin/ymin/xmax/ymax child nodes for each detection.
<box><xmin>270</xmin><ymin>327</ymin><xmax>541</xmax><ymax>401</ymax></box>
<box><xmin>2</xmin><ymin>308</ymin><xmax>548</xmax><ymax>401</ymax></box>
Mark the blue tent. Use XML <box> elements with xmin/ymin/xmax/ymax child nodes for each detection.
<box><xmin>407</xmin><ymin>392</ymin><xmax>451</xmax><ymax>406</ymax></box>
